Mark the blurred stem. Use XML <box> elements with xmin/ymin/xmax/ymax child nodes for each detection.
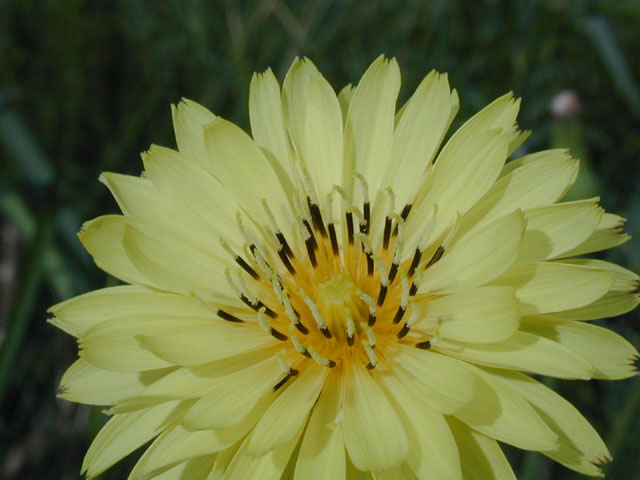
<box><xmin>0</xmin><ymin>214</ymin><xmax>54</xmax><ymax>402</ymax></box>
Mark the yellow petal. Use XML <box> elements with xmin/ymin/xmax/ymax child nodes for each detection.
<box><xmin>139</xmin><ymin>347</ymin><xmax>279</xmax><ymax>399</ymax></box>
<box><xmin>180</xmin><ymin>356</ymin><xmax>284</xmax><ymax>430</ymax></box>
<box><xmin>460</xmin><ymin>149</ymin><xmax>578</xmax><ymax>236</ymax></box>
<box><xmin>373</xmin><ymin>463</ymin><xmax>419</xmax><ymax>480</ymax></box>
<box><xmin>346</xmin><ymin>455</ymin><xmax>374</xmax><ymax>479</ymax></box>
<box><xmin>141</xmin><ymin>456</ymin><xmax>216</xmax><ymax>480</ymax></box>
<box><xmin>493</xmin><ymin>262</ymin><xmax>613</xmax><ymax>315</ymax></box>
<box><xmin>141</xmin><ymin>145</ymin><xmax>242</xmax><ymax>245</ymax></box>
<box><xmin>560</xmin><ymin>213</ymin><xmax>630</xmax><ymax>257</ymax></box>
<box><xmin>343</xmin><ymin>55</ymin><xmax>400</xmax><ymax>198</ymax></box>
<box><xmin>138</xmin><ymin>323</ymin><xmax>276</xmax><ymax>366</ymax></box>
<box><xmin>58</xmin><ymin>358</ymin><xmax>169</xmax><ymax>406</ymax></box>
<box><xmin>79</xmin><ymin>315</ymin><xmax>215</xmax><ymax>371</ymax></box>
<box><xmin>82</xmin><ymin>400</ymin><xmax>188</xmax><ymax>478</ymax></box>
<box><xmin>418</xmin><ymin>210</ymin><xmax>524</xmax><ymax>294</ymax></box>
<box><xmin>522</xmin><ymin>316</ymin><xmax>638</xmax><ymax>379</ymax></box>
<box><xmin>453</xmin><ymin>365</ymin><xmax>557</xmax><ymax>451</ymax></box>
<box><xmin>407</xmin><ymin>129</ymin><xmax>509</xmax><ymax>251</ymax></box>
<box><xmin>78</xmin><ymin>215</ymin><xmax>158</xmax><ymax>287</ymax></box>
<box><xmin>436</xmin><ymin>331</ymin><xmax>593</xmax><ymax>379</ymax></box>
<box><xmin>171</xmin><ymin>98</ymin><xmax>217</xmax><ymax>165</ymax></box>
<box><xmin>338</xmin><ymin>84</ymin><xmax>354</xmax><ymax>125</ymax></box>
<box><xmin>223</xmin><ymin>425</ymin><xmax>304</xmax><ymax>480</ymax></box>
<box><xmin>547</xmin><ymin>291</ymin><xmax>640</xmax><ymax>321</ymax></box>
<box><xmin>282</xmin><ymin>58</ymin><xmax>344</xmax><ymax>201</ymax></box>
<box><xmin>48</xmin><ymin>285</ymin><xmax>208</xmax><ymax>337</ymax></box>
<box><xmin>515</xmin><ymin>199</ymin><xmax>603</xmax><ymax>263</ymax></box>
<box><xmin>416</xmin><ymin>286</ymin><xmax>520</xmax><ymax>343</ymax></box>
<box><xmin>379</xmin><ymin>372</ymin><xmax>462</xmax><ymax>479</ymax></box>
<box><xmin>490</xmin><ymin>369</ymin><xmax>611</xmax><ymax>476</ymax></box>
<box><xmin>203</xmin><ymin>118</ymin><xmax>295</xmax><ymax>240</ymax></box>
<box><xmin>249</xmin><ymin>68</ymin><xmax>292</xmax><ymax>168</ymax></box>
<box><xmin>122</xmin><ymin>222</ymin><xmax>238</xmax><ymax>305</ymax></box>
<box><xmin>343</xmin><ymin>361</ymin><xmax>408</xmax><ymax>471</ymax></box>
<box><xmin>559</xmin><ymin>259</ymin><xmax>639</xmax><ymax>292</ymax></box>
<box><xmin>384</xmin><ymin>71</ymin><xmax>459</xmax><ymax>209</ymax></box>
<box><xmin>248</xmin><ymin>363</ymin><xmax>328</xmax><ymax>456</ymax></box>
<box><xmin>134</xmin><ymin>396</ymin><xmax>271</xmax><ymax>478</ymax></box>
<box><xmin>294</xmin><ymin>370</ymin><xmax>346</xmax><ymax>480</ymax></box>
<box><xmin>446</xmin><ymin>417</ymin><xmax>516</xmax><ymax>480</ymax></box>
<box><xmin>387</xmin><ymin>345</ymin><xmax>475</xmax><ymax>415</ymax></box>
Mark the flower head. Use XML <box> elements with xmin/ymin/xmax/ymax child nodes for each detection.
<box><xmin>50</xmin><ymin>55</ymin><xmax>639</xmax><ymax>479</ymax></box>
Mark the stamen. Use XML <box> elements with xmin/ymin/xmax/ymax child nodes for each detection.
<box><xmin>407</xmin><ymin>248</ymin><xmax>422</xmax><ymax>278</ymax></box>
<box><xmin>362</xmin><ymin>339</ymin><xmax>378</xmax><ymax>369</ymax></box>
<box><xmin>424</xmin><ymin>245</ymin><xmax>445</xmax><ymax>270</ymax></box>
<box><xmin>357</xmin><ymin>290</ymin><xmax>378</xmax><ymax>326</ymax></box>
<box><xmin>288</xmin><ymin>324</ymin><xmax>311</xmax><ymax>357</ymax></box>
<box><xmin>228</xmin><ymin>268</ymin><xmax>278</xmax><ymax>317</ymax></box>
<box><xmin>301</xmin><ymin>219</ymin><xmax>318</xmax><ymax>268</ymax></box>
<box><xmin>299</xmin><ymin>289</ymin><xmax>332</xmax><ymax>338</ymax></box>
<box><xmin>354</xmin><ymin>232</ymin><xmax>375</xmax><ymax>275</ymax></box>
<box><xmin>274</xmin><ymin>353</ymin><xmax>299</xmax><ymax>391</ymax></box>
<box><xmin>262</xmin><ymin>198</ymin><xmax>294</xmax><ymax>258</ymax></box>
<box><xmin>394</xmin><ymin>204</ymin><xmax>412</xmax><ymax>236</ymax></box>
<box><xmin>271</xmin><ymin>276</ymin><xmax>308</xmax><ymax>334</ymax></box>
<box><xmin>307</xmin><ymin>196</ymin><xmax>327</xmax><ymax>238</ymax></box>
<box><xmin>325</xmin><ymin>191</ymin><xmax>340</xmax><ymax>255</ymax></box>
<box><xmin>307</xmin><ymin>345</ymin><xmax>336</xmax><ymax>368</ymax></box>
<box><xmin>257</xmin><ymin>307</ymin><xmax>287</xmax><ymax>341</ymax></box>
<box><xmin>354</xmin><ymin>173</ymin><xmax>370</xmax><ymax>234</ymax></box>
<box><xmin>217</xmin><ymin>309</ymin><xmax>244</xmax><ymax>323</ymax></box>
<box><xmin>393</xmin><ymin>271</ymin><xmax>410</xmax><ymax>324</ymax></box>
<box><xmin>345</xmin><ymin>309</ymin><xmax>356</xmax><ymax>346</ymax></box>
<box><xmin>249</xmin><ymin>245</ymin><xmax>274</xmax><ymax>279</ymax></box>
<box><xmin>346</xmin><ymin>211</ymin><xmax>355</xmax><ymax>245</ymax></box>
<box><xmin>360</xmin><ymin>322</ymin><xmax>377</xmax><ymax>348</ymax></box>
<box><xmin>416</xmin><ymin>340</ymin><xmax>431</xmax><ymax>349</ymax></box>
<box><xmin>220</xmin><ymin>238</ymin><xmax>259</xmax><ymax>280</ymax></box>
<box><xmin>397</xmin><ymin>300</ymin><xmax>419</xmax><ymax>339</ymax></box>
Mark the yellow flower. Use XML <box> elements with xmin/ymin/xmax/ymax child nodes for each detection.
<box><xmin>50</xmin><ymin>55</ymin><xmax>639</xmax><ymax>479</ymax></box>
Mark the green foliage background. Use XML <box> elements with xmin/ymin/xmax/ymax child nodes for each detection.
<box><xmin>1</xmin><ymin>0</ymin><xmax>639</xmax><ymax>478</ymax></box>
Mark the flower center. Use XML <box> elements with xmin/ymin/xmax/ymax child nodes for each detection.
<box><xmin>214</xmin><ymin>183</ymin><xmax>447</xmax><ymax>390</ymax></box>
<box><xmin>315</xmin><ymin>273</ymin><xmax>366</xmax><ymax>344</ymax></box>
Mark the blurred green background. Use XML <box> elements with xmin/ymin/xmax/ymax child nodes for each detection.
<box><xmin>1</xmin><ymin>0</ymin><xmax>639</xmax><ymax>479</ymax></box>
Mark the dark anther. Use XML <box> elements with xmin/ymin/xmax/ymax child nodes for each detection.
<box><xmin>347</xmin><ymin>334</ymin><xmax>355</xmax><ymax>346</ymax></box>
<box><xmin>397</xmin><ymin>322</ymin><xmax>411</xmax><ymax>339</ymax></box>
<box><xmin>241</xmin><ymin>296</ymin><xmax>277</xmax><ymax>318</ymax></box>
<box><xmin>305</xmin><ymin>238</ymin><xmax>318</xmax><ymax>267</ymax></box>
<box><xmin>328</xmin><ymin>223</ymin><xmax>339</xmax><ymax>255</ymax></box>
<box><xmin>273</xmin><ymin>368</ymin><xmax>299</xmax><ymax>391</ymax></box>
<box><xmin>307</xmin><ymin>197</ymin><xmax>328</xmax><ymax>238</ymax></box>
<box><xmin>368</xmin><ymin>312</ymin><xmax>377</xmax><ymax>327</ymax></box>
<box><xmin>377</xmin><ymin>284</ymin><xmax>388</xmax><ymax>307</ymax></box>
<box><xmin>416</xmin><ymin>340</ymin><xmax>431</xmax><ymax>349</ymax></box>
<box><xmin>366</xmin><ymin>362</ymin><xmax>375</xmax><ymax>370</ymax></box>
<box><xmin>271</xmin><ymin>328</ymin><xmax>288</xmax><ymax>341</ymax></box>
<box><xmin>278</xmin><ymin>248</ymin><xmax>296</xmax><ymax>275</ymax></box>
<box><xmin>388</xmin><ymin>262</ymin><xmax>398</xmax><ymax>284</ymax></box>
<box><xmin>392</xmin><ymin>306</ymin><xmax>406</xmax><ymax>324</ymax></box>
<box><xmin>394</xmin><ymin>204</ymin><xmax>412</xmax><ymax>235</ymax></box>
<box><xmin>409</xmin><ymin>282</ymin><xmax>418</xmax><ymax>296</ymax></box>
<box><xmin>302</xmin><ymin>220</ymin><xmax>318</xmax><ymax>251</ymax></box>
<box><xmin>383</xmin><ymin>217</ymin><xmax>392</xmax><ymax>250</ymax></box>
<box><xmin>407</xmin><ymin>248</ymin><xmax>422</xmax><ymax>277</ymax></box>
<box><xmin>295</xmin><ymin>322</ymin><xmax>309</xmax><ymax>335</ymax></box>
<box><xmin>362</xmin><ymin>202</ymin><xmax>370</xmax><ymax>235</ymax></box>
<box><xmin>236</xmin><ymin>257</ymin><xmax>259</xmax><ymax>280</ymax></box>
<box><xmin>217</xmin><ymin>309</ymin><xmax>243</xmax><ymax>323</ymax></box>
<box><xmin>276</xmin><ymin>232</ymin><xmax>294</xmax><ymax>258</ymax></box>
<box><xmin>346</xmin><ymin>212</ymin><xmax>354</xmax><ymax>245</ymax></box>
<box><xmin>320</xmin><ymin>326</ymin><xmax>333</xmax><ymax>339</ymax></box>
<box><xmin>424</xmin><ymin>245</ymin><xmax>445</xmax><ymax>269</ymax></box>
<box><xmin>302</xmin><ymin>349</ymin><xmax>311</xmax><ymax>358</ymax></box>
<box><xmin>327</xmin><ymin>360</ymin><xmax>337</xmax><ymax>368</ymax></box>
<box><xmin>365</xmin><ymin>252</ymin><xmax>374</xmax><ymax>276</ymax></box>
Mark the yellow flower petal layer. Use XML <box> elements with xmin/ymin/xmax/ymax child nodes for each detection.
<box><xmin>436</xmin><ymin>331</ymin><xmax>593</xmax><ymax>379</ymax></box>
<box><xmin>493</xmin><ymin>262</ymin><xmax>613</xmax><ymax>315</ymax></box>
<box><xmin>294</xmin><ymin>369</ymin><xmax>345</xmax><ymax>480</ymax></box>
<box><xmin>447</xmin><ymin>417</ymin><xmax>516</xmax><ymax>480</ymax></box>
<box><xmin>343</xmin><ymin>361</ymin><xmax>408</xmax><ymax>471</ymax></box>
<box><xmin>416</xmin><ymin>286</ymin><xmax>520</xmax><ymax>343</ymax></box>
<box><xmin>522</xmin><ymin>316</ymin><xmax>638</xmax><ymax>379</ymax></box>
<box><xmin>560</xmin><ymin>213</ymin><xmax>630</xmax><ymax>258</ymax></box>
<box><xmin>490</xmin><ymin>369</ymin><xmax>611</xmax><ymax>476</ymax></box>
